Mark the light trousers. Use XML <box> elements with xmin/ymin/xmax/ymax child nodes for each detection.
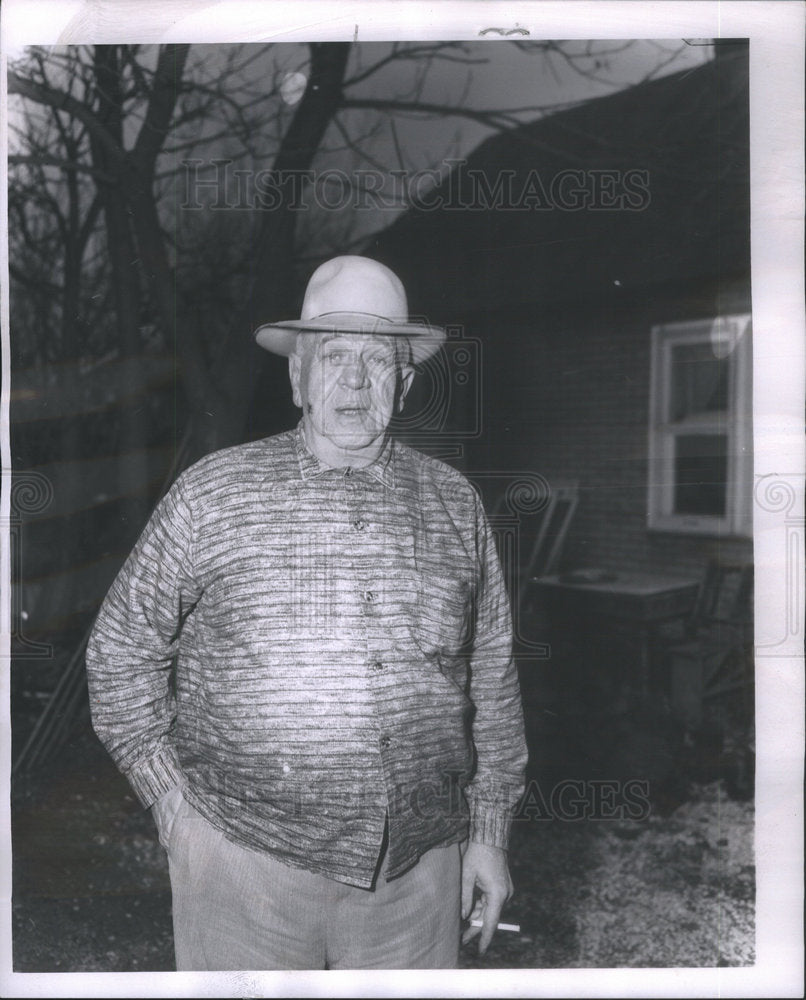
<box><xmin>164</xmin><ymin>793</ymin><xmax>461</xmax><ymax>970</ymax></box>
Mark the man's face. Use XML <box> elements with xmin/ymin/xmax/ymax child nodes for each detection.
<box><xmin>289</xmin><ymin>332</ymin><xmax>414</xmax><ymax>465</ymax></box>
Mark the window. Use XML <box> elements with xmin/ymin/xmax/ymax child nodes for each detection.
<box><xmin>648</xmin><ymin>315</ymin><xmax>752</xmax><ymax>536</ymax></box>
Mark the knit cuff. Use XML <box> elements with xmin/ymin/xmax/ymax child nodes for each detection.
<box><xmin>125</xmin><ymin>747</ymin><xmax>184</xmax><ymax>808</ymax></box>
<box><xmin>468</xmin><ymin>800</ymin><xmax>512</xmax><ymax>851</ymax></box>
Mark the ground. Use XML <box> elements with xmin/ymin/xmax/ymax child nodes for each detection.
<box><xmin>11</xmin><ymin>711</ymin><xmax>754</xmax><ymax>973</ymax></box>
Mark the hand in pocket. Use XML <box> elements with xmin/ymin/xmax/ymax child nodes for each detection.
<box><xmin>152</xmin><ymin>783</ymin><xmax>185</xmax><ymax>850</ymax></box>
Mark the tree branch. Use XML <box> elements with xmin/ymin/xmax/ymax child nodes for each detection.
<box><xmin>8</xmin><ymin>153</ymin><xmax>114</xmax><ymax>184</ymax></box>
<box><xmin>8</xmin><ymin>70</ymin><xmax>127</xmax><ymax>171</ymax></box>
<box><xmin>132</xmin><ymin>44</ymin><xmax>191</xmax><ymax>170</ymax></box>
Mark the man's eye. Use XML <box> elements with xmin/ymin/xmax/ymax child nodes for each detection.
<box><xmin>368</xmin><ymin>354</ymin><xmax>393</xmax><ymax>368</ymax></box>
<box><xmin>324</xmin><ymin>351</ymin><xmax>345</xmax><ymax>365</ymax></box>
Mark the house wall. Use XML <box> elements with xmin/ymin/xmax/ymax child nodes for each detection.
<box><xmin>456</xmin><ymin>278</ymin><xmax>753</xmax><ymax>579</ymax></box>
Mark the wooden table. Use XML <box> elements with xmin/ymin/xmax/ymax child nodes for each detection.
<box><xmin>533</xmin><ymin>570</ymin><xmax>700</xmax><ymax>703</ymax></box>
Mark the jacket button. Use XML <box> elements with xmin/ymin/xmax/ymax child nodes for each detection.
<box><xmin>380</xmin><ymin>735</ymin><xmax>392</xmax><ymax>749</ymax></box>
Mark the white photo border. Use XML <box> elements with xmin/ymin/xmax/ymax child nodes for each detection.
<box><xmin>1</xmin><ymin>2</ymin><xmax>803</xmax><ymax>997</ymax></box>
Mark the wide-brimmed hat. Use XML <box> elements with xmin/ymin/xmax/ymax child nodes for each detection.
<box><xmin>254</xmin><ymin>255</ymin><xmax>445</xmax><ymax>364</ymax></box>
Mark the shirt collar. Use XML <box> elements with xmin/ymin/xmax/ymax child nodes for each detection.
<box><xmin>294</xmin><ymin>420</ymin><xmax>397</xmax><ymax>489</ymax></box>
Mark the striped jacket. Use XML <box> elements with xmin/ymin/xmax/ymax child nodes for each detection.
<box><xmin>86</xmin><ymin>423</ymin><xmax>527</xmax><ymax>888</ymax></box>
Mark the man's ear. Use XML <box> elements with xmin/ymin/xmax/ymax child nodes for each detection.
<box><xmin>396</xmin><ymin>365</ymin><xmax>416</xmax><ymax>412</ymax></box>
<box><xmin>289</xmin><ymin>352</ymin><xmax>303</xmax><ymax>409</ymax></box>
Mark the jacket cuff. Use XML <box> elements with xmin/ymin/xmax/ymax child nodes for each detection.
<box><xmin>468</xmin><ymin>800</ymin><xmax>512</xmax><ymax>850</ymax></box>
<box><xmin>125</xmin><ymin>747</ymin><xmax>184</xmax><ymax>808</ymax></box>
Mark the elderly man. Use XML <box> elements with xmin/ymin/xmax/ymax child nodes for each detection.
<box><xmin>85</xmin><ymin>256</ymin><xmax>527</xmax><ymax>971</ymax></box>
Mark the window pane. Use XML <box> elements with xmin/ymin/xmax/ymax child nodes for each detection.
<box><xmin>674</xmin><ymin>434</ymin><xmax>728</xmax><ymax>515</ymax></box>
<box><xmin>670</xmin><ymin>343</ymin><xmax>729</xmax><ymax>421</ymax></box>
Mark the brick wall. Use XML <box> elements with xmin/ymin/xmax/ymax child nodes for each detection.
<box><xmin>457</xmin><ymin>282</ymin><xmax>753</xmax><ymax>580</ymax></box>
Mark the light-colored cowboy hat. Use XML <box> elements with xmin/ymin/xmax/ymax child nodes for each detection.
<box><xmin>254</xmin><ymin>255</ymin><xmax>445</xmax><ymax>364</ymax></box>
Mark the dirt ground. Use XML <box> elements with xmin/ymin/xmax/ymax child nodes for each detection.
<box><xmin>11</xmin><ymin>709</ymin><xmax>754</xmax><ymax>973</ymax></box>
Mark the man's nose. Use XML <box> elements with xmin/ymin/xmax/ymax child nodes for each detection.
<box><xmin>340</xmin><ymin>357</ymin><xmax>369</xmax><ymax>388</ymax></box>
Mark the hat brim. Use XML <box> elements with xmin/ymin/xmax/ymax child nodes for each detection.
<box><xmin>254</xmin><ymin>314</ymin><xmax>446</xmax><ymax>364</ymax></box>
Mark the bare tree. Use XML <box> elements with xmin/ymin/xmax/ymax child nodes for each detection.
<box><xmin>10</xmin><ymin>40</ymin><xmax>689</xmax><ymax>459</ymax></box>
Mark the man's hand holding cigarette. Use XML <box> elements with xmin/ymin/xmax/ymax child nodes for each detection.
<box><xmin>460</xmin><ymin>841</ymin><xmax>514</xmax><ymax>955</ymax></box>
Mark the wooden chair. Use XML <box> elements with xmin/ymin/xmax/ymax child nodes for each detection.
<box><xmin>666</xmin><ymin>562</ymin><xmax>754</xmax><ymax>731</ymax></box>
<box><xmin>490</xmin><ymin>480</ymin><xmax>578</xmax><ymax>624</ymax></box>
<box><xmin>522</xmin><ymin>482</ymin><xmax>579</xmax><ymax>583</ymax></box>
<box><xmin>489</xmin><ymin>480</ymin><xmax>578</xmax><ymax>724</ymax></box>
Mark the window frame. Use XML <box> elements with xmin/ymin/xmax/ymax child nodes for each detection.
<box><xmin>648</xmin><ymin>315</ymin><xmax>752</xmax><ymax>537</ymax></box>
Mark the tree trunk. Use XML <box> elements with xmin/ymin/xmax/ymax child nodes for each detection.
<box><xmin>92</xmin><ymin>46</ymin><xmax>150</xmax><ymax>540</ymax></box>
<box><xmin>190</xmin><ymin>42</ymin><xmax>354</xmax><ymax>458</ymax></box>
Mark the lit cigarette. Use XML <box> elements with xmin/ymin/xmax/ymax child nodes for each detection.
<box><xmin>470</xmin><ymin>919</ymin><xmax>521</xmax><ymax>932</ymax></box>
